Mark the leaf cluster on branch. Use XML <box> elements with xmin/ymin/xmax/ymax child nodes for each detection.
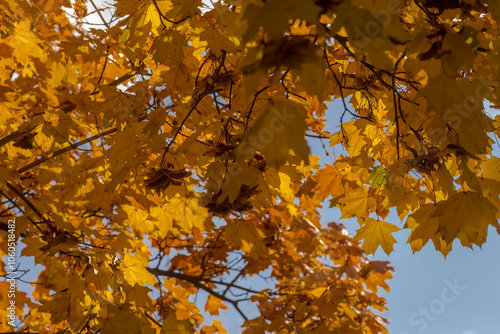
<box><xmin>1</xmin><ymin>0</ymin><xmax>500</xmax><ymax>333</ymax></box>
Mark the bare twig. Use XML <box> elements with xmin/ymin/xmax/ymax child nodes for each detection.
<box><xmin>147</xmin><ymin>267</ymin><xmax>249</xmax><ymax>320</ymax></box>
<box><xmin>89</xmin><ymin>0</ymin><xmax>110</xmax><ymax>29</ymax></box>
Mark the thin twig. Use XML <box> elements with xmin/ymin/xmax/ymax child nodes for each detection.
<box><xmin>91</xmin><ymin>45</ymin><xmax>111</xmax><ymax>96</ymax></box>
<box><xmin>281</xmin><ymin>69</ymin><xmax>306</xmax><ymax>101</ymax></box>
<box><xmin>393</xmin><ymin>53</ymin><xmax>406</xmax><ymax>159</ymax></box>
<box><xmin>89</xmin><ymin>0</ymin><xmax>110</xmax><ymax>28</ymax></box>
<box><xmin>245</xmin><ymin>86</ymin><xmax>269</xmax><ymax>128</ymax></box>
<box><xmin>0</xmin><ymin>191</ymin><xmax>42</xmax><ymax>231</ymax></box>
<box><xmin>151</xmin><ymin>0</ymin><xmax>190</xmax><ymax>24</ymax></box>
<box><xmin>147</xmin><ymin>267</ymin><xmax>249</xmax><ymax>320</ymax></box>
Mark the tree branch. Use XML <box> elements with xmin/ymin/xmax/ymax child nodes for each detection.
<box><xmin>89</xmin><ymin>0</ymin><xmax>110</xmax><ymax>29</ymax></box>
<box><xmin>147</xmin><ymin>267</ymin><xmax>249</xmax><ymax>321</ymax></box>
<box><xmin>0</xmin><ymin>72</ymin><xmax>135</xmax><ymax>150</ymax></box>
<box><xmin>0</xmin><ymin>191</ymin><xmax>41</xmax><ymax>231</ymax></box>
<box><xmin>17</xmin><ymin>127</ymin><xmax>118</xmax><ymax>174</ymax></box>
<box><xmin>0</xmin><ymin>130</ymin><xmax>28</xmax><ymax>149</ymax></box>
<box><xmin>5</xmin><ymin>182</ymin><xmax>44</xmax><ymax>222</ymax></box>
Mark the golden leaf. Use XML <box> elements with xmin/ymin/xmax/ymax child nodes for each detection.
<box><xmin>8</xmin><ymin>20</ymin><xmax>44</xmax><ymax>64</ymax></box>
<box><xmin>339</xmin><ymin>187</ymin><xmax>376</xmax><ymax>219</ymax></box>
<box><xmin>121</xmin><ymin>253</ymin><xmax>156</xmax><ymax>286</ymax></box>
<box><xmin>353</xmin><ymin>218</ymin><xmax>400</xmax><ymax>255</ymax></box>
<box><xmin>101</xmin><ymin>310</ymin><xmax>141</xmax><ymax>334</ymax></box>
<box><xmin>161</xmin><ymin>314</ymin><xmax>195</xmax><ymax>334</ymax></box>
<box><xmin>168</xmin><ymin>194</ymin><xmax>211</xmax><ymax>232</ymax></box>
<box><xmin>224</xmin><ymin>219</ymin><xmax>267</xmax><ymax>259</ymax></box>
<box><xmin>204</xmin><ymin>294</ymin><xmax>228</xmax><ymax>316</ymax></box>
<box><xmin>235</xmin><ymin>99</ymin><xmax>310</xmax><ymax>170</ymax></box>
<box><xmin>432</xmin><ymin>191</ymin><xmax>498</xmax><ymax>245</ymax></box>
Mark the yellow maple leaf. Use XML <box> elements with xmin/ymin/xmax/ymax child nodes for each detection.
<box><xmin>152</xmin><ymin>29</ymin><xmax>188</xmax><ymax>64</ymax></box>
<box><xmin>405</xmin><ymin>203</ymin><xmax>439</xmax><ymax>252</ymax></box>
<box><xmin>33</xmin><ymin>123</ymin><xmax>60</xmax><ymax>152</ymax></box>
<box><xmin>242</xmin><ymin>0</ymin><xmax>322</xmax><ymax>42</ymax></box>
<box><xmin>334</xmin><ymin>120</ymin><xmax>369</xmax><ymax>156</ymax></box>
<box><xmin>313</xmin><ymin>163</ymin><xmax>346</xmax><ymax>202</ymax></box>
<box><xmin>338</xmin><ymin>187</ymin><xmax>376</xmax><ymax>219</ymax></box>
<box><xmin>201</xmin><ymin>320</ymin><xmax>228</xmax><ymax>334</ymax></box>
<box><xmin>121</xmin><ymin>252</ymin><xmax>156</xmax><ymax>286</ymax></box>
<box><xmin>168</xmin><ymin>194</ymin><xmax>211</xmax><ymax>232</ymax></box>
<box><xmin>224</xmin><ymin>219</ymin><xmax>267</xmax><ymax>259</ymax></box>
<box><xmin>200</xmin><ymin>25</ymin><xmax>238</xmax><ymax>56</ymax></box>
<box><xmin>127</xmin><ymin>1</ymin><xmax>162</xmax><ymax>45</ymax></box>
<box><xmin>164</xmin><ymin>278</ymin><xmax>203</xmax><ymax>322</ymax></box>
<box><xmin>217</xmin><ymin>164</ymin><xmax>260</xmax><ymax>203</ymax></box>
<box><xmin>124</xmin><ymin>284</ymin><xmax>153</xmax><ymax>308</ymax></box>
<box><xmin>161</xmin><ymin>313</ymin><xmax>195</xmax><ymax>334</ymax></box>
<box><xmin>480</xmin><ymin>156</ymin><xmax>500</xmax><ymax>181</ymax></box>
<box><xmin>106</xmin><ymin>125</ymin><xmax>144</xmax><ymax>162</ymax></box>
<box><xmin>294</xmin><ymin>58</ymin><xmax>327</xmax><ymax>97</ymax></box>
<box><xmin>150</xmin><ymin>203</ymin><xmax>174</xmax><ymax>235</ymax></box>
<box><xmin>204</xmin><ymin>294</ymin><xmax>228</xmax><ymax>316</ymax></box>
<box><xmin>8</xmin><ymin>20</ymin><xmax>44</xmax><ymax>64</ymax></box>
<box><xmin>432</xmin><ymin>191</ymin><xmax>498</xmax><ymax>245</ymax></box>
<box><xmin>418</xmin><ymin>73</ymin><xmax>464</xmax><ymax>114</ymax></box>
<box><xmin>265</xmin><ymin>169</ymin><xmax>294</xmax><ymax>202</ymax></box>
<box><xmin>353</xmin><ymin>218</ymin><xmax>400</xmax><ymax>255</ymax></box>
<box><xmin>122</xmin><ymin>204</ymin><xmax>155</xmax><ymax>235</ymax></box>
<box><xmin>235</xmin><ymin>99</ymin><xmax>310</xmax><ymax>170</ymax></box>
<box><xmin>101</xmin><ymin>310</ymin><xmax>141</xmax><ymax>334</ymax></box>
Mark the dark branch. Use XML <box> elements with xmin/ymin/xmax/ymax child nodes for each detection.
<box><xmin>147</xmin><ymin>267</ymin><xmax>249</xmax><ymax>321</ymax></box>
<box><xmin>17</xmin><ymin>127</ymin><xmax>118</xmax><ymax>174</ymax></box>
<box><xmin>5</xmin><ymin>182</ymin><xmax>44</xmax><ymax>222</ymax></box>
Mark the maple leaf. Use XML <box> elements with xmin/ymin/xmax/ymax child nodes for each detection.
<box><xmin>405</xmin><ymin>203</ymin><xmax>439</xmax><ymax>252</ymax></box>
<box><xmin>122</xmin><ymin>203</ymin><xmax>154</xmax><ymax>235</ymax></box>
<box><xmin>481</xmin><ymin>157</ymin><xmax>500</xmax><ymax>181</ymax></box>
<box><xmin>161</xmin><ymin>314</ymin><xmax>195</xmax><ymax>334</ymax></box>
<box><xmin>201</xmin><ymin>320</ymin><xmax>228</xmax><ymax>334</ymax></box>
<box><xmin>353</xmin><ymin>218</ymin><xmax>400</xmax><ymax>255</ymax></box>
<box><xmin>200</xmin><ymin>25</ymin><xmax>238</xmax><ymax>56</ymax></box>
<box><xmin>152</xmin><ymin>29</ymin><xmax>188</xmax><ymax>65</ymax></box>
<box><xmin>126</xmin><ymin>1</ymin><xmax>162</xmax><ymax>46</ymax></box>
<box><xmin>121</xmin><ymin>253</ymin><xmax>156</xmax><ymax>286</ymax></box>
<box><xmin>168</xmin><ymin>194</ymin><xmax>211</xmax><ymax>232</ymax></box>
<box><xmin>101</xmin><ymin>310</ymin><xmax>142</xmax><ymax>334</ymax></box>
<box><xmin>338</xmin><ymin>187</ymin><xmax>376</xmax><ymax>219</ymax></box>
<box><xmin>235</xmin><ymin>99</ymin><xmax>310</xmax><ymax>170</ymax></box>
<box><xmin>164</xmin><ymin>278</ymin><xmax>203</xmax><ymax>321</ymax></box>
<box><xmin>4</xmin><ymin>0</ymin><xmax>500</xmax><ymax>333</ymax></box>
<box><xmin>124</xmin><ymin>284</ymin><xmax>153</xmax><ymax>308</ymax></box>
<box><xmin>150</xmin><ymin>203</ymin><xmax>174</xmax><ymax>234</ymax></box>
<box><xmin>242</xmin><ymin>0</ymin><xmax>322</xmax><ymax>41</ymax></box>
<box><xmin>224</xmin><ymin>219</ymin><xmax>267</xmax><ymax>259</ymax></box>
<box><xmin>312</xmin><ymin>163</ymin><xmax>346</xmax><ymax>202</ymax></box>
<box><xmin>205</xmin><ymin>294</ymin><xmax>229</xmax><ymax>316</ymax></box>
<box><xmin>432</xmin><ymin>191</ymin><xmax>498</xmax><ymax>246</ymax></box>
<box><xmin>8</xmin><ymin>20</ymin><xmax>44</xmax><ymax>64</ymax></box>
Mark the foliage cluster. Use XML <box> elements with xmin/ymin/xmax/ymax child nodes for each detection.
<box><xmin>1</xmin><ymin>0</ymin><xmax>500</xmax><ymax>333</ymax></box>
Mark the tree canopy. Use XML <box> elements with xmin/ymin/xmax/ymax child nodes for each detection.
<box><xmin>1</xmin><ymin>0</ymin><xmax>500</xmax><ymax>333</ymax></box>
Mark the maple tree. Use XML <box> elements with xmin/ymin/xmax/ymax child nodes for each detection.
<box><xmin>1</xmin><ymin>0</ymin><xmax>500</xmax><ymax>333</ymax></box>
